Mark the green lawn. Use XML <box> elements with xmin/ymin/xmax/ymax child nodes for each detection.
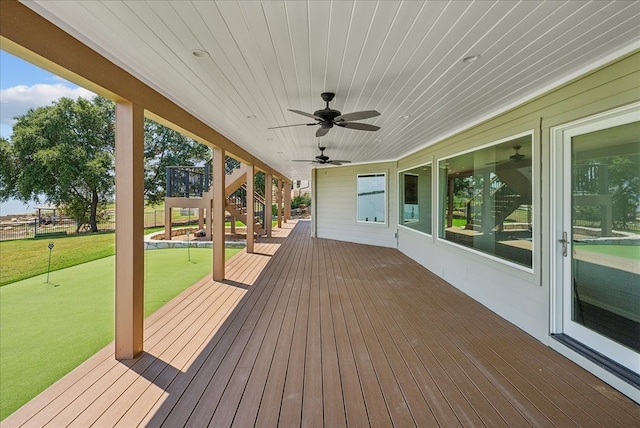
<box><xmin>574</xmin><ymin>244</ymin><xmax>640</xmax><ymax>260</ymax></box>
<box><xmin>0</xmin><ymin>247</ymin><xmax>242</xmax><ymax>421</ymax></box>
<box><xmin>0</xmin><ymin>228</ymin><xmax>258</xmax><ymax>286</ymax></box>
<box><xmin>0</xmin><ymin>233</ymin><xmax>116</xmax><ymax>286</ymax></box>
<box><xmin>451</xmin><ymin>218</ymin><xmax>467</xmax><ymax>228</ymax></box>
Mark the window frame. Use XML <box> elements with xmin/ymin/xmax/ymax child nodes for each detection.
<box><xmin>435</xmin><ymin>130</ymin><xmax>535</xmax><ymax>273</ymax></box>
<box><xmin>356</xmin><ymin>172</ymin><xmax>388</xmax><ymax>225</ymax></box>
<box><xmin>398</xmin><ymin>162</ymin><xmax>433</xmax><ymax>236</ymax></box>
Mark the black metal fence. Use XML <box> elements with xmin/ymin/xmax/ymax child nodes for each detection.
<box><xmin>0</xmin><ymin>209</ymin><xmax>201</xmax><ymax>242</ymax></box>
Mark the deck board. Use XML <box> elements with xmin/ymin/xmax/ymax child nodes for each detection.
<box><xmin>4</xmin><ymin>220</ymin><xmax>639</xmax><ymax>427</ymax></box>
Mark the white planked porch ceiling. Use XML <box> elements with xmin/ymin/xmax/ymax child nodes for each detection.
<box><xmin>25</xmin><ymin>0</ymin><xmax>640</xmax><ymax>180</ymax></box>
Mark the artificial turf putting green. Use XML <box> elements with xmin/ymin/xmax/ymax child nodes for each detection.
<box><xmin>574</xmin><ymin>243</ymin><xmax>640</xmax><ymax>260</ymax></box>
<box><xmin>0</xmin><ymin>246</ymin><xmax>242</xmax><ymax>421</ymax></box>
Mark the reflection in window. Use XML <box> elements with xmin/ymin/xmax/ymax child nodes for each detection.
<box><xmin>399</xmin><ymin>164</ymin><xmax>432</xmax><ymax>234</ymax></box>
<box><xmin>357</xmin><ymin>173</ymin><xmax>386</xmax><ymax>223</ymax></box>
<box><xmin>438</xmin><ymin>134</ymin><xmax>533</xmax><ymax>268</ymax></box>
<box><xmin>571</xmin><ymin>120</ymin><xmax>640</xmax><ymax>352</ymax></box>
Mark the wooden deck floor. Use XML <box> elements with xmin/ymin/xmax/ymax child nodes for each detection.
<box><xmin>4</xmin><ymin>220</ymin><xmax>639</xmax><ymax>427</ymax></box>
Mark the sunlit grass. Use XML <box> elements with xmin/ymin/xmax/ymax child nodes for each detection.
<box><xmin>0</xmin><ymin>233</ymin><xmax>115</xmax><ymax>286</ymax></box>
<box><xmin>575</xmin><ymin>244</ymin><xmax>639</xmax><ymax>261</ymax></box>
<box><xmin>0</xmin><ymin>247</ymin><xmax>242</xmax><ymax>420</ymax></box>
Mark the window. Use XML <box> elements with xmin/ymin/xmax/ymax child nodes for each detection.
<box><xmin>399</xmin><ymin>164</ymin><xmax>432</xmax><ymax>234</ymax></box>
<box><xmin>438</xmin><ymin>133</ymin><xmax>533</xmax><ymax>268</ymax></box>
<box><xmin>357</xmin><ymin>173</ymin><xmax>386</xmax><ymax>223</ymax></box>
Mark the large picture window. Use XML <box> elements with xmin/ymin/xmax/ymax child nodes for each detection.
<box><xmin>399</xmin><ymin>164</ymin><xmax>432</xmax><ymax>234</ymax></box>
<box><xmin>357</xmin><ymin>173</ymin><xmax>386</xmax><ymax>223</ymax></box>
<box><xmin>438</xmin><ymin>133</ymin><xmax>533</xmax><ymax>268</ymax></box>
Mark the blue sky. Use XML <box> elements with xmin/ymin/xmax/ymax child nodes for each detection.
<box><xmin>0</xmin><ymin>50</ymin><xmax>94</xmax><ymax>139</ymax></box>
<box><xmin>0</xmin><ymin>50</ymin><xmax>95</xmax><ymax>214</ymax></box>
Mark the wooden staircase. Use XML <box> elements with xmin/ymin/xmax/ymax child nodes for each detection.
<box><xmin>465</xmin><ymin>184</ymin><xmax>523</xmax><ymax>231</ymax></box>
<box><xmin>226</xmin><ymin>191</ymin><xmax>265</xmax><ymax>236</ymax></box>
<box><xmin>165</xmin><ymin>159</ymin><xmax>266</xmax><ymax>238</ymax></box>
<box><xmin>202</xmin><ymin>166</ymin><xmax>267</xmax><ymax>237</ymax></box>
<box><xmin>464</xmin><ymin>174</ymin><xmax>527</xmax><ymax>231</ymax></box>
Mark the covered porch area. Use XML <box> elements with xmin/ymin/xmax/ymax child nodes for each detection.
<box><xmin>4</xmin><ymin>220</ymin><xmax>639</xmax><ymax>427</ymax></box>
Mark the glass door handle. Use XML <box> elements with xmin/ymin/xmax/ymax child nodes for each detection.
<box><xmin>559</xmin><ymin>231</ymin><xmax>569</xmax><ymax>257</ymax></box>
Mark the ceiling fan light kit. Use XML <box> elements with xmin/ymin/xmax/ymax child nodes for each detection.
<box><xmin>269</xmin><ymin>92</ymin><xmax>381</xmax><ymax>138</ymax></box>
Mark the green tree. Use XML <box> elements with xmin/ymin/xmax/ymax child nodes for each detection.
<box><xmin>143</xmin><ymin>120</ymin><xmax>211</xmax><ymax>205</ymax></box>
<box><xmin>0</xmin><ymin>137</ymin><xmax>17</xmax><ymax>198</ymax></box>
<box><xmin>1</xmin><ymin>96</ymin><xmax>114</xmax><ymax>232</ymax></box>
<box><xmin>608</xmin><ymin>155</ymin><xmax>640</xmax><ymax>230</ymax></box>
<box><xmin>254</xmin><ymin>171</ymin><xmax>266</xmax><ymax>198</ymax></box>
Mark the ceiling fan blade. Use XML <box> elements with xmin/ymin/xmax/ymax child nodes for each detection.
<box><xmin>292</xmin><ymin>159</ymin><xmax>315</xmax><ymax>162</ymax></box>
<box><xmin>316</xmin><ymin>127</ymin><xmax>330</xmax><ymax>137</ymax></box>
<box><xmin>288</xmin><ymin>109</ymin><xmax>323</xmax><ymax>121</ymax></box>
<box><xmin>268</xmin><ymin>123</ymin><xmax>316</xmax><ymax>129</ymax></box>
<box><xmin>485</xmin><ymin>161</ymin><xmax>505</xmax><ymax>166</ymax></box>
<box><xmin>327</xmin><ymin>160</ymin><xmax>352</xmax><ymax>165</ymax></box>
<box><xmin>337</xmin><ymin>122</ymin><xmax>380</xmax><ymax>131</ymax></box>
<box><xmin>335</xmin><ymin>110</ymin><xmax>380</xmax><ymax>122</ymax></box>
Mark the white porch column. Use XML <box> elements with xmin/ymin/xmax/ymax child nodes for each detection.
<box><xmin>265</xmin><ymin>173</ymin><xmax>273</xmax><ymax>237</ymax></box>
<box><xmin>212</xmin><ymin>147</ymin><xmax>226</xmax><ymax>281</ymax></box>
<box><xmin>246</xmin><ymin>164</ymin><xmax>255</xmax><ymax>253</ymax></box>
<box><xmin>276</xmin><ymin>178</ymin><xmax>283</xmax><ymax>229</ymax></box>
<box><xmin>115</xmin><ymin>101</ymin><xmax>145</xmax><ymax>360</ymax></box>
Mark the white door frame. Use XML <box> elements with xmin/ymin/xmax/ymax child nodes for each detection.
<box><xmin>550</xmin><ymin>102</ymin><xmax>640</xmax><ymax>375</ymax></box>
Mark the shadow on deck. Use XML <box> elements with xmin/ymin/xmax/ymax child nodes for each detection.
<box><xmin>4</xmin><ymin>220</ymin><xmax>639</xmax><ymax>427</ymax></box>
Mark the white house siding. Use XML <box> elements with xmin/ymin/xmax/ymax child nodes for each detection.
<box><xmin>314</xmin><ymin>52</ymin><xmax>640</xmax><ymax>367</ymax></box>
<box><xmin>315</xmin><ymin>162</ymin><xmax>398</xmax><ymax>248</ymax></box>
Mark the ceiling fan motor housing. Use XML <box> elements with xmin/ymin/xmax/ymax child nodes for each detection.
<box><xmin>314</xmin><ymin>108</ymin><xmax>342</xmax><ymax>127</ymax></box>
<box><xmin>316</xmin><ymin>146</ymin><xmax>329</xmax><ymax>162</ymax></box>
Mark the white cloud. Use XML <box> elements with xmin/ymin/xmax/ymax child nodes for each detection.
<box><xmin>0</xmin><ymin>83</ymin><xmax>95</xmax><ymax>131</ymax></box>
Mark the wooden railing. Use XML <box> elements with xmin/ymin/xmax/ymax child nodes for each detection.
<box><xmin>165</xmin><ymin>163</ymin><xmax>209</xmax><ymax>198</ymax></box>
<box><xmin>228</xmin><ymin>184</ymin><xmax>266</xmax><ymax>230</ymax></box>
<box><xmin>166</xmin><ymin>157</ymin><xmax>266</xmax><ymax>232</ymax></box>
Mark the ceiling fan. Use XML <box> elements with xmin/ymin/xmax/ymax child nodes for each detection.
<box><xmin>486</xmin><ymin>145</ymin><xmax>527</xmax><ymax>166</ymax></box>
<box><xmin>269</xmin><ymin>92</ymin><xmax>380</xmax><ymax>137</ymax></box>
<box><xmin>292</xmin><ymin>145</ymin><xmax>351</xmax><ymax>166</ymax></box>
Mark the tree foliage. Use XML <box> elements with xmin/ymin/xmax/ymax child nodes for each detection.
<box><xmin>608</xmin><ymin>155</ymin><xmax>640</xmax><ymax>230</ymax></box>
<box><xmin>0</xmin><ymin>137</ymin><xmax>17</xmax><ymax>198</ymax></box>
<box><xmin>254</xmin><ymin>171</ymin><xmax>266</xmax><ymax>198</ymax></box>
<box><xmin>1</xmin><ymin>95</ymin><xmax>214</xmax><ymax>229</ymax></box>
<box><xmin>1</xmin><ymin>96</ymin><xmax>114</xmax><ymax>232</ymax></box>
<box><xmin>144</xmin><ymin>120</ymin><xmax>211</xmax><ymax>205</ymax></box>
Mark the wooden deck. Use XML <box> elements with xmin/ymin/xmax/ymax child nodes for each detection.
<box><xmin>4</xmin><ymin>220</ymin><xmax>639</xmax><ymax>427</ymax></box>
